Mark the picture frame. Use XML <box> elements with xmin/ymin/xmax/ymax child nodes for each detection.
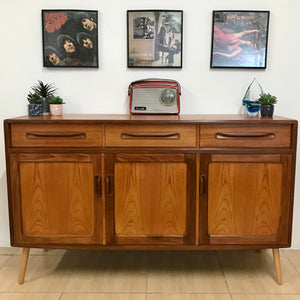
<box><xmin>127</xmin><ymin>10</ymin><xmax>183</xmax><ymax>68</ymax></box>
<box><xmin>42</xmin><ymin>9</ymin><xmax>98</xmax><ymax>67</ymax></box>
<box><xmin>210</xmin><ymin>10</ymin><xmax>270</xmax><ymax>69</ymax></box>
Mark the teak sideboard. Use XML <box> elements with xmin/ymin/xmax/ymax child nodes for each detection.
<box><xmin>4</xmin><ymin>114</ymin><xmax>298</xmax><ymax>284</ymax></box>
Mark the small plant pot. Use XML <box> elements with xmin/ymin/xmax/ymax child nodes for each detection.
<box><xmin>50</xmin><ymin>104</ymin><xmax>63</xmax><ymax>116</ymax></box>
<box><xmin>260</xmin><ymin>104</ymin><xmax>274</xmax><ymax>117</ymax></box>
<box><xmin>41</xmin><ymin>97</ymin><xmax>50</xmax><ymax>114</ymax></box>
<box><xmin>28</xmin><ymin>104</ymin><xmax>43</xmax><ymax>116</ymax></box>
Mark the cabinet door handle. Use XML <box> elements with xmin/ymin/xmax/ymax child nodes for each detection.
<box><xmin>200</xmin><ymin>174</ymin><xmax>207</xmax><ymax>197</ymax></box>
<box><xmin>121</xmin><ymin>132</ymin><xmax>180</xmax><ymax>140</ymax></box>
<box><xmin>105</xmin><ymin>175</ymin><xmax>113</xmax><ymax>197</ymax></box>
<box><xmin>94</xmin><ymin>175</ymin><xmax>101</xmax><ymax>197</ymax></box>
<box><xmin>26</xmin><ymin>131</ymin><xmax>86</xmax><ymax>139</ymax></box>
<box><xmin>215</xmin><ymin>132</ymin><xmax>275</xmax><ymax>140</ymax></box>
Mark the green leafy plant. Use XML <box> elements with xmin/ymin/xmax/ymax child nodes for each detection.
<box><xmin>27</xmin><ymin>92</ymin><xmax>42</xmax><ymax>104</ymax></box>
<box><xmin>258</xmin><ymin>93</ymin><xmax>277</xmax><ymax>105</ymax></box>
<box><xmin>48</xmin><ymin>96</ymin><xmax>65</xmax><ymax>104</ymax></box>
<box><xmin>32</xmin><ymin>80</ymin><xmax>56</xmax><ymax>98</ymax></box>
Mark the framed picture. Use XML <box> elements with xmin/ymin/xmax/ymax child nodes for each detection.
<box><xmin>210</xmin><ymin>10</ymin><xmax>270</xmax><ymax>68</ymax></box>
<box><xmin>127</xmin><ymin>10</ymin><xmax>183</xmax><ymax>68</ymax></box>
<box><xmin>42</xmin><ymin>9</ymin><xmax>98</xmax><ymax>67</ymax></box>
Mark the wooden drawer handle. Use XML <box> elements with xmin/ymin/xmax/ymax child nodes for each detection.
<box><xmin>26</xmin><ymin>131</ymin><xmax>86</xmax><ymax>139</ymax></box>
<box><xmin>121</xmin><ymin>132</ymin><xmax>180</xmax><ymax>140</ymax></box>
<box><xmin>94</xmin><ymin>175</ymin><xmax>102</xmax><ymax>197</ymax></box>
<box><xmin>105</xmin><ymin>175</ymin><xmax>113</xmax><ymax>197</ymax></box>
<box><xmin>200</xmin><ymin>174</ymin><xmax>207</xmax><ymax>197</ymax></box>
<box><xmin>215</xmin><ymin>132</ymin><xmax>275</xmax><ymax>140</ymax></box>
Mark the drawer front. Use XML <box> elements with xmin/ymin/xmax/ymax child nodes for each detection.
<box><xmin>105</xmin><ymin>124</ymin><xmax>197</xmax><ymax>147</ymax></box>
<box><xmin>11</xmin><ymin>124</ymin><xmax>102</xmax><ymax>147</ymax></box>
<box><xmin>200</xmin><ymin>124</ymin><xmax>291</xmax><ymax>148</ymax></box>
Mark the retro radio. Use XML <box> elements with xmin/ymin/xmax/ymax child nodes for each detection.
<box><xmin>128</xmin><ymin>79</ymin><xmax>181</xmax><ymax>114</ymax></box>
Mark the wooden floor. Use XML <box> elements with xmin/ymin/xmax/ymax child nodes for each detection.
<box><xmin>0</xmin><ymin>248</ymin><xmax>299</xmax><ymax>300</ymax></box>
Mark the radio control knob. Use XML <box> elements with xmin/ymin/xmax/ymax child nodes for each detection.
<box><xmin>160</xmin><ymin>89</ymin><xmax>176</xmax><ymax>106</ymax></box>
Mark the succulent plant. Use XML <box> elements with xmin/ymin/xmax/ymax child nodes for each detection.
<box><xmin>27</xmin><ymin>92</ymin><xmax>42</xmax><ymax>104</ymax></box>
<box><xmin>48</xmin><ymin>96</ymin><xmax>65</xmax><ymax>104</ymax></box>
<box><xmin>32</xmin><ymin>80</ymin><xmax>57</xmax><ymax>98</ymax></box>
<box><xmin>258</xmin><ymin>93</ymin><xmax>277</xmax><ymax>105</ymax></box>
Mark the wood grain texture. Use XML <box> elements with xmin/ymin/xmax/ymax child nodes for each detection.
<box><xmin>11</xmin><ymin>124</ymin><xmax>102</xmax><ymax>147</ymax></box>
<box><xmin>115</xmin><ymin>154</ymin><xmax>185</xmax><ymax>163</ymax></box>
<box><xmin>105</xmin><ymin>124</ymin><xmax>196</xmax><ymax>147</ymax></box>
<box><xmin>105</xmin><ymin>153</ymin><xmax>195</xmax><ymax>245</ymax></box>
<box><xmin>208</xmin><ymin>162</ymin><xmax>282</xmax><ymax>238</ymax></box>
<box><xmin>195</xmin><ymin>154</ymin><xmax>200</xmax><ymax>245</ymax></box>
<box><xmin>276</xmin><ymin>155</ymin><xmax>293</xmax><ymax>244</ymax></box>
<box><xmin>18</xmin><ymin>247</ymin><xmax>30</xmax><ymax>284</ymax></box>
<box><xmin>200</xmin><ymin>124</ymin><xmax>291</xmax><ymax>148</ymax></box>
<box><xmin>211</xmin><ymin>154</ymin><xmax>281</xmax><ymax>163</ymax></box>
<box><xmin>101</xmin><ymin>153</ymin><xmax>107</xmax><ymax>245</ymax></box>
<box><xmin>209</xmin><ymin>234</ymin><xmax>278</xmax><ymax>244</ymax></box>
<box><xmin>8</xmin><ymin>242</ymin><xmax>291</xmax><ymax>250</ymax></box>
<box><xmin>5</xmin><ymin>114</ymin><xmax>297</xmax><ymax>122</ymax></box>
<box><xmin>272</xmin><ymin>248</ymin><xmax>283</xmax><ymax>285</ymax></box>
<box><xmin>199</xmin><ymin>154</ymin><xmax>211</xmax><ymax>244</ymax></box>
<box><xmin>4</xmin><ymin>115</ymin><xmax>297</xmax><ymax>252</ymax></box>
<box><xmin>20</xmin><ymin>161</ymin><xmax>94</xmax><ymax>236</ymax></box>
<box><xmin>114</xmin><ymin>162</ymin><xmax>187</xmax><ymax>235</ymax></box>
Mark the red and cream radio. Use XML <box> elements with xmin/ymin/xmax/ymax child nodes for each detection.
<box><xmin>128</xmin><ymin>79</ymin><xmax>181</xmax><ymax>114</ymax></box>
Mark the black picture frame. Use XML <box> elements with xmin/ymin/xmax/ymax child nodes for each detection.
<box><xmin>210</xmin><ymin>10</ymin><xmax>270</xmax><ymax>69</ymax></box>
<box><xmin>42</xmin><ymin>9</ymin><xmax>98</xmax><ymax>68</ymax></box>
<box><xmin>127</xmin><ymin>10</ymin><xmax>183</xmax><ymax>68</ymax></box>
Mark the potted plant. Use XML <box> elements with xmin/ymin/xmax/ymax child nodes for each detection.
<box><xmin>258</xmin><ymin>93</ymin><xmax>277</xmax><ymax>117</ymax></box>
<box><xmin>48</xmin><ymin>96</ymin><xmax>65</xmax><ymax>116</ymax></box>
<box><xmin>27</xmin><ymin>92</ymin><xmax>43</xmax><ymax>116</ymax></box>
<box><xmin>32</xmin><ymin>80</ymin><xmax>57</xmax><ymax>114</ymax></box>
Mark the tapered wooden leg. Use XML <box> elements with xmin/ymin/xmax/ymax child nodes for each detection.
<box><xmin>18</xmin><ymin>248</ymin><xmax>30</xmax><ymax>284</ymax></box>
<box><xmin>272</xmin><ymin>248</ymin><xmax>282</xmax><ymax>285</ymax></box>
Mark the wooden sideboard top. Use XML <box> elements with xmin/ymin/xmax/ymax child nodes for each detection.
<box><xmin>4</xmin><ymin>114</ymin><xmax>297</xmax><ymax>124</ymax></box>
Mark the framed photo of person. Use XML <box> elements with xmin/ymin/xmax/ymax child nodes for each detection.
<box><xmin>210</xmin><ymin>10</ymin><xmax>270</xmax><ymax>69</ymax></box>
<box><xmin>127</xmin><ymin>10</ymin><xmax>183</xmax><ymax>68</ymax></box>
<box><xmin>42</xmin><ymin>9</ymin><xmax>98</xmax><ymax>67</ymax></box>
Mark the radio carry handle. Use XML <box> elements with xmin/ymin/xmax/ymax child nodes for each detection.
<box><xmin>128</xmin><ymin>78</ymin><xmax>181</xmax><ymax>96</ymax></box>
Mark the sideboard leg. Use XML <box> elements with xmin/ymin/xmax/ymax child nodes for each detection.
<box><xmin>18</xmin><ymin>248</ymin><xmax>30</xmax><ymax>284</ymax></box>
<box><xmin>272</xmin><ymin>248</ymin><xmax>282</xmax><ymax>285</ymax></box>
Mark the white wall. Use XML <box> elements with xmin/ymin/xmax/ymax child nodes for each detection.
<box><xmin>0</xmin><ymin>0</ymin><xmax>299</xmax><ymax>248</ymax></box>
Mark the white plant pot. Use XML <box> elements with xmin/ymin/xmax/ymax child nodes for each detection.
<box><xmin>50</xmin><ymin>104</ymin><xmax>63</xmax><ymax>116</ymax></box>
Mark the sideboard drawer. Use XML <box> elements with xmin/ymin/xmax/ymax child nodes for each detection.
<box><xmin>200</xmin><ymin>124</ymin><xmax>291</xmax><ymax>148</ymax></box>
<box><xmin>11</xmin><ymin>124</ymin><xmax>102</xmax><ymax>147</ymax></box>
<box><xmin>105</xmin><ymin>124</ymin><xmax>197</xmax><ymax>147</ymax></box>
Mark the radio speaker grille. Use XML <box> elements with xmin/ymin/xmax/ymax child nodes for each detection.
<box><xmin>131</xmin><ymin>87</ymin><xmax>178</xmax><ymax>114</ymax></box>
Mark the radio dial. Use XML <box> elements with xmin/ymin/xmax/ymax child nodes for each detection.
<box><xmin>160</xmin><ymin>89</ymin><xmax>176</xmax><ymax>106</ymax></box>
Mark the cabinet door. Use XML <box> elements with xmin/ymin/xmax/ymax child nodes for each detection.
<box><xmin>105</xmin><ymin>154</ymin><xmax>196</xmax><ymax>244</ymax></box>
<box><xmin>9</xmin><ymin>153</ymin><xmax>102</xmax><ymax>245</ymax></box>
<box><xmin>200</xmin><ymin>154</ymin><xmax>293</xmax><ymax>245</ymax></box>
